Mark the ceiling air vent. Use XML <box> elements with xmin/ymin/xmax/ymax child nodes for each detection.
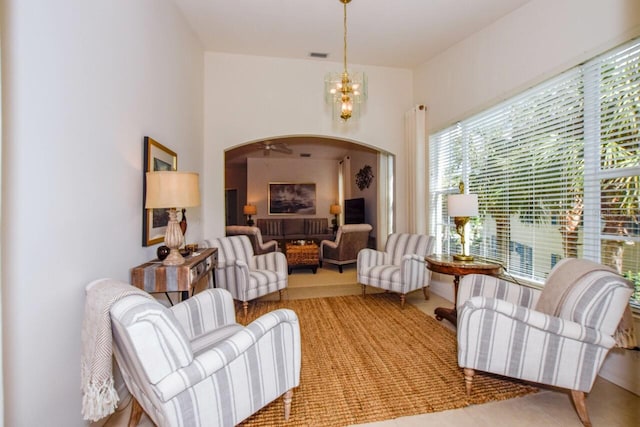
<box><xmin>309</xmin><ymin>52</ymin><xmax>328</xmax><ymax>59</ymax></box>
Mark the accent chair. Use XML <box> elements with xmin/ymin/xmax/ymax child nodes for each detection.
<box><xmin>201</xmin><ymin>235</ymin><xmax>288</xmax><ymax>316</ymax></box>
<box><xmin>319</xmin><ymin>223</ymin><xmax>372</xmax><ymax>273</ymax></box>
<box><xmin>225</xmin><ymin>225</ymin><xmax>279</xmax><ymax>254</ymax></box>
<box><xmin>357</xmin><ymin>233</ymin><xmax>435</xmax><ymax>307</ymax></box>
<box><xmin>457</xmin><ymin>258</ymin><xmax>634</xmax><ymax>427</ymax></box>
<box><xmin>110</xmin><ymin>284</ymin><xmax>301</xmax><ymax>427</ymax></box>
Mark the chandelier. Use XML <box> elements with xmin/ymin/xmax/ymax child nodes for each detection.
<box><xmin>325</xmin><ymin>0</ymin><xmax>367</xmax><ymax>121</ymax></box>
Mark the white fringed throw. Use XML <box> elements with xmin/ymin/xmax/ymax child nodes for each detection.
<box><xmin>80</xmin><ymin>279</ymin><xmax>152</xmax><ymax>421</ymax></box>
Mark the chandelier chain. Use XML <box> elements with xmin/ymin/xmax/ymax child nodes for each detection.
<box><xmin>343</xmin><ymin>0</ymin><xmax>348</xmax><ymax>73</ymax></box>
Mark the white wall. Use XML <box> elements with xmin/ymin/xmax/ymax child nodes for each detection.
<box><xmin>415</xmin><ymin>0</ymin><xmax>640</xmax><ymax>132</ymax></box>
<box><xmin>415</xmin><ymin>0</ymin><xmax>640</xmax><ymax>394</ymax></box>
<box><xmin>1</xmin><ymin>0</ymin><xmax>203</xmax><ymax>425</ymax></box>
<box><xmin>203</xmin><ymin>53</ymin><xmax>413</xmax><ymax>239</ymax></box>
<box><xmin>247</xmin><ymin>157</ymin><xmax>339</xmax><ymax>220</ymax></box>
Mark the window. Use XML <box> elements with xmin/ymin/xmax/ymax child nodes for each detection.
<box><xmin>429</xmin><ymin>38</ymin><xmax>640</xmax><ymax>308</ymax></box>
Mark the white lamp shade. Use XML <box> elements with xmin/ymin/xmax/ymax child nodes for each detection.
<box><xmin>145</xmin><ymin>171</ymin><xmax>200</xmax><ymax>209</ymax></box>
<box><xmin>447</xmin><ymin>194</ymin><xmax>479</xmax><ymax>217</ymax></box>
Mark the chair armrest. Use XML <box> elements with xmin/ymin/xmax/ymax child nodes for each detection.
<box><xmin>399</xmin><ymin>254</ymin><xmax>429</xmax><ymax>287</ymax></box>
<box><xmin>357</xmin><ymin>248</ymin><xmax>388</xmax><ymax>267</ymax></box>
<box><xmin>460</xmin><ymin>296</ymin><xmax>615</xmax><ymax>347</ymax></box>
<box><xmin>321</xmin><ymin>239</ymin><xmax>338</xmax><ymax>250</ymax></box>
<box><xmin>170</xmin><ymin>289</ymin><xmax>236</xmax><ymax>340</ymax></box>
<box><xmin>260</xmin><ymin>239</ymin><xmax>278</xmax><ymax>251</ymax></box>
<box><xmin>457</xmin><ymin>274</ymin><xmax>540</xmax><ymax>311</ymax></box>
<box><xmin>252</xmin><ymin>251</ymin><xmax>287</xmax><ymax>273</ymax></box>
<box><xmin>153</xmin><ymin>308</ymin><xmax>300</xmax><ymax>402</ymax></box>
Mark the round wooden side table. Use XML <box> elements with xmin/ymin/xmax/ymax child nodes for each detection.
<box><xmin>425</xmin><ymin>254</ymin><xmax>501</xmax><ymax>326</ymax></box>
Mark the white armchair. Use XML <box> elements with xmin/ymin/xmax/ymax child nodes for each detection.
<box><xmin>201</xmin><ymin>235</ymin><xmax>288</xmax><ymax>316</ymax></box>
<box><xmin>457</xmin><ymin>258</ymin><xmax>634</xmax><ymax>427</ymax></box>
<box><xmin>357</xmin><ymin>233</ymin><xmax>435</xmax><ymax>307</ymax></box>
<box><xmin>110</xmin><ymin>285</ymin><xmax>301</xmax><ymax>427</ymax></box>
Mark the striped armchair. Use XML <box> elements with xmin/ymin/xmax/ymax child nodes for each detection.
<box><xmin>357</xmin><ymin>233</ymin><xmax>435</xmax><ymax>307</ymax></box>
<box><xmin>111</xmin><ymin>286</ymin><xmax>301</xmax><ymax>427</ymax></box>
<box><xmin>201</xmin><ymin>235</ymin><xmax>288</xmax><ymax>316</ymax></box>
<box><xmin>457</xmin><ymin>258</ymin><xmax>634</xmax><ymax>427</ymax></box>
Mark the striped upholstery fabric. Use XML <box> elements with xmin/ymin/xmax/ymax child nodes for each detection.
<box><xmin>201</xmin><ymin>235</ymin><xmax>288</xmax><ymax>306</ymax></box>
<box><xmin>457</xmin><ymin>260</ymin><xmax>633</xmax><ymax>393</ymax></box>
<box><xmin>111</xmin><ymin>287</ymin><xmax>301</xmax><ymax>427</ymax></box>
<box><xmin>357</xmin><ymin>233</ymin><xmax>435</xmax><ymax>301</ymax></box>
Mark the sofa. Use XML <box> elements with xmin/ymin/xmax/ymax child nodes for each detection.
<box><xmin>257</xmin><ymin>218</ymin><xmax>334</xmax><ymax>243</ymax></box>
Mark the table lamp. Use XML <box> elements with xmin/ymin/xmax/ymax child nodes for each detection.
<box><xmin>145</xmin><ymin>171</ymin><xmax>201</xmax><ymax>266</ymax></box>
<box><xmin>447</xmin><ymin>183</ymin><xmax>478</xmax><ymax>261</ymax></box>
<box><xmin>330</xmin><ymin>204</ymin><xmax>342</xmax><ymax>232</ymax></box>
<box><xmin>243</xmin><ymin>204</ymin><xmax>257</xmax><ymax>226</ymax></box>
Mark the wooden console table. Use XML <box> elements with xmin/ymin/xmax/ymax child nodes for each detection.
<box><xmin>425</xmin><ymin>254</ymin><xmax>501</xmax><ymax>326</ymax></box>
<box><xmin>131</xmin><ymin>248</ymin><xmax>217</xmax><ymax>304</ymax></box>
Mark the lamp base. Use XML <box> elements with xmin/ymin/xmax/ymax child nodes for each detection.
<box><xmin>453</xmin><ymin>254</ymin><xmax>474</xmax><ymax>262</ymax></box>
<box><xmin>163</xmin><ymin>248</ymin><xmax>186</xmax><ymax>266</ymax></box>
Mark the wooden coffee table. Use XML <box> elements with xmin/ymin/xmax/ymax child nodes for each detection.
<box><xmin>285</xmin><ymin>240</ymin><xmax>319</xmax><ymax>274</ymax></box>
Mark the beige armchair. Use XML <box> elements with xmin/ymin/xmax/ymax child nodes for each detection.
<box><xmin>319</xmin><ymin>224</ymin><xmax>372</xmax><ymax>273</ymax></box>
<box><xmin>457</xmin><ymin>258</ymin><xmax>634</xmax><ymax>426</ymax></box>
<box><xmin>108</xmin><ymin>284</ymin><xmax>301</xmax><ymax>427</ymax></box>
<box><xmin>225</xmin><ymin>225</ymin><xmax>279</xmax><ymax>255</ymax></box>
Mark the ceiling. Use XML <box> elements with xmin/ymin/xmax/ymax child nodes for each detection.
<box><xmin>172</xmin><ymin>0</ymin><xmax>531</xmax><ymax>69</ymax></box>
<box><xmin>172</xmin><ymin>0</ymin><xmax>532</xmax><ymax>164</ymax></box>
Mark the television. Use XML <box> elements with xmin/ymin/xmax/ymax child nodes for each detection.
<box><xmin>344</xmin><ymin>198</ymin><xmax>365</xmax><ymax>224</ymax></box>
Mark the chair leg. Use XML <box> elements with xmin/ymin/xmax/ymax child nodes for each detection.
<box><xmin>422</xmin><ymin>286</ymin><xmax>430</xmax><ymax>300</ymax></box>
<box><xmin>400</xmin><ymin>294</ymin><xmax>406</xmax><ymax>308</ymax></box>
<box><xmin>338</xmin><ymin>265</ymin><xmax>343</xmax><ymax>273</ymax></box>
<box><xmin>129</xmin><ymin>397</ymin><xmax>144</xmax><ymax>427</ymax></box>
<box><xmin>361</xmin><ymin>284</ymin><xmax>366</xmax><ymax>297</ymax></box>
<box><xmin>243</xmin><ymin>301</ymin><xmax>249</xmax><ymax>318</ymax></box>
<box><xmin>283</xmin><ymin>389</ymin><xmax>294</xmax><ymax>421</ymax></box>
<box><xmin>463</xmin><ymin>368</ymin><xmax>475</xmax><ymax>396</ymax></box>
<box><xmin>571</xmin><ymin>390</ymin><xmax>592</xmax><ymax>427</ymax></box>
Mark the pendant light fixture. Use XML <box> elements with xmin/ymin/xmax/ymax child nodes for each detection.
<box><xmin>325</xmin><ymin>0</ymin><xmax>367</xmax><ymax>122</ymax></box>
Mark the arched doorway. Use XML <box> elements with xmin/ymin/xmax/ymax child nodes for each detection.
<box><xmin>224</xmin><ymin>135</ymin><xmax>395</xmax><ymax>249</ymax></box>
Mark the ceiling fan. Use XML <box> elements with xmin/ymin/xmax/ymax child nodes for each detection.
<box><xmin>257</xmin><ymin>141</ymin><xmax>293</xmax><ymax>156</ymax></box>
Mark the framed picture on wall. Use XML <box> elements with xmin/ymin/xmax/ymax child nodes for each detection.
<box><xmin>142</xmin><ymin>136</ymin><xmax>177</xmax><ymax>246</ymax></box>
<box><xmin>268</xmin><ymin>183</ymin><xmax>316</xmax><ymax>214</ymax></box>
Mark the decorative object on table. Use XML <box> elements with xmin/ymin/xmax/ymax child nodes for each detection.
<box><xmin>355</xmin><ymin>165</ymin><xmax>374</xmax><ymax>190</ymax></box>
<box><xmin>269</xmin><ymin>183</ymin><xmax>316</xmax><ymax>214</ymax></box>
<box><xmin>330</xmin><ymin>203</ymin><xmax>342</xmax><ymax>233</ymax></box>
<box><xmin>145</xmin><ymin>171</ymin><xmax>201</xmax><ymax>266</ymax></box>
<box><xmin>447</xmin><ymin>182</ymin><xmax>478</xmax><ymax>261</ymax></box>
<box><xmin>243</xmin><ymin>204</ymin><xmax>257</xmax><ymax>226</ymax></box>
<box><xmin>142</xmin><ymin>137</ymin><xmax>177</xmax><ymax>246</ymax></box>
<box><xmin>179</xmin><ymin>208</ymin><xmax>187</xmax><ymax>235</ymax></box>
<box><xmin>324</xmin><ymin>0</ymin><xmax>367</xmax><ymax>121</ymax></box>
<box><xmin>156</xmin><ymin>245</ymin><xmax>170</xmax><ymax>261</ymax></box>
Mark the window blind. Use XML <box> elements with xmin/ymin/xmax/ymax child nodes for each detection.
<box><xmin>429</xmin><ymin>38</ymin><xmax>640</xmax><ymax>307</ymax></box>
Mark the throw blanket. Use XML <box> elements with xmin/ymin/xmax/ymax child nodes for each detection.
<box><xmin>536</xmin><ymin>258</ymin><xmax>636</xmax><ymax>349</ymax></box>
<box><xmin>80</xmin><ymin>278</ymin><xmax>152</xmax><ymax>421</ymax></box>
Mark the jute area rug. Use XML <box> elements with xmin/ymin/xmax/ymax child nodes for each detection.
<box><xmin>239</xmin><ymin>293</ymin><xmax>537</xmax><ymax>426</ymax></box>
